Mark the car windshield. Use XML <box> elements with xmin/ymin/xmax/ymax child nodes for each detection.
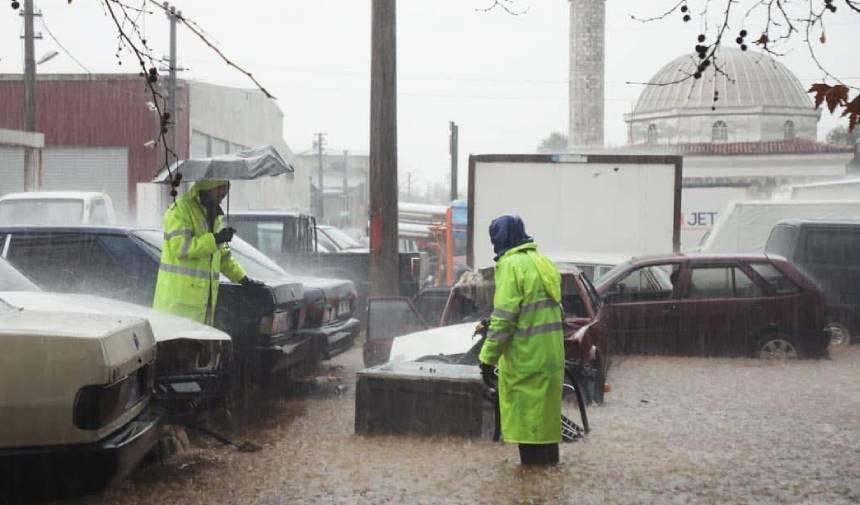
<box><xmin>0</xmin><ymin>257</ymin><xmax>40</xmax><ymax>291</ymax></box>
<box><xmin>321</xmin><ymin>226</ymin><xmax>363</xmax><ymax>250</ymax></box>
<box><xmin>0</xmin><ymin>199</ymin><xmax>84</xmax><ymax>225</ymax></box>
<box><xmin>133</xmin><ymin>229</ymin><xmax>290</xmax><ymax>281</ymax></box>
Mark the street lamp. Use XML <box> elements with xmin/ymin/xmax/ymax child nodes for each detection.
<box><xmin>36</xmin><ymin>50</ymin><xmax>58</xmax><ymax>65</ymax></box>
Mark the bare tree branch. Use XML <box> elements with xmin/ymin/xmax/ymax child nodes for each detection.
<box><xmin>630</xmin><ymin>0</ymin><xmax>687</xmax><ymax>23</ymax></box>
<box><xmin>476</xmin><ymin>0</ymin><xmax>529</xmax><ymax>16</ymax></box>
<box><xmin>144</xmin><ymin>0</ymin><xmax>274</xmax><ymax>99</ymax></box>
<box><xmin>635</xmin><ymin>1</ymin><xmax>858</xmax><ymax>88</ymax></box>
<box><xmin>94</xmin><ymin>0</ymin><xmax>278</xmax><ymax>184</ymax></box>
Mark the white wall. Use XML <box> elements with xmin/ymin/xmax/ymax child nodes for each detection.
<box><xmin>186</xmin><ymin>80</ymin><xmax>310</xmax><ymax>213</ymax></box>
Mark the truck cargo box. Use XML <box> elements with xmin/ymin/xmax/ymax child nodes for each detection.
<box><xmin>468</xmin><ymin>154</ymin><xmax>682</xmax><ymax>269</ymax></box>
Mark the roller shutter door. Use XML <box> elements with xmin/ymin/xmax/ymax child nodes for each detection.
<box><xmin>0</xmin><ymin>147</ymin><xmax>25</xmax><ymax>196</ymax></box>
<box><xmin>42</xmin><ymin>147</ymin><xmax>129</xmax><ymax>220</ymax></box>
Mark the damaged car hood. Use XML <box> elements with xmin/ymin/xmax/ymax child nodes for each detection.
<box><xmin>388</xmin><ymin>322</ymin><xmax>479</xmax><ymax>364</ymax></box>
<box><xmin>0</xmin><ymin>291</ymin><xmax>230</xmax><ymax>343</ymax></box>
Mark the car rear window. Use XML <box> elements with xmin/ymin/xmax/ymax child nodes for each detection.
<box><xmin>0</xmin><ymin>199</ymin><xmax>84</xmax><ymax>225</ymax></box>
<box><xmin>134</xmin><ymin>229</ymin><xmax>289</xmax><ymax>282</ymax></box>
<box><xmin>765</xmin><ymin>225</ymin><xmax>797</xmax><ymax>256</ymax></box>
<box><xmin>749</xmin><ymin>262</ymin><xmax>800</xmax><ymax>294</ymax></box>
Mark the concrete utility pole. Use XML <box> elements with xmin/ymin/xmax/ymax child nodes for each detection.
<box><xmin>22</xmin><ymin>0</ymin><xmax>42</xmax><ymax>191</ymax></box>
<box><xmin>164</xmin><ymin>2</ymin><xmax>181</xmax><ymax>165</ymax></box>
<box><xmin>369</xmin><ymin>0</ymin><xmax>399</xmax><ymax>297</ymax></box>
<box><xmin>449</xmin><ymin>121</ymin><xmax>458</xmax><ymax>201</ymax></box>
<box><xmin>314</xmin><ymin>132</ymin><xmax>327</xmax><ymax>221</ymax></box>
<box><xmin>342</xmin><ymin>150</ymin><xmax>349</xmax><ymax>227</ymax></box>
<box><xmin>849</xmin><ymin>137</ymin><xmax>860</xmax><ymax>173</ymax></box>
<box><xmin>406</xmin><ymin>172</ymin><xmax>413</xmax><ymax>199</ymax></box>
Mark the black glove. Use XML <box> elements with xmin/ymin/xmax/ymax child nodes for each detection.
<box><xmin>214</xmin><ymin>227</ymin><xmax>236</xmax><ymax>245</ymax></box>
<box><xmin>479</xmin><ymin>362</ymin><xmax>496</xmax><ymax>389</ymax></box>
<box><xmin>240</xmin><ymin>276</ymin><xmax>265</xmax><ymax>287</ymax></box>
<box><xmin>475</xmin><ymin>318</ymin><xmax>490</xmax><ymax>338</ymax></box>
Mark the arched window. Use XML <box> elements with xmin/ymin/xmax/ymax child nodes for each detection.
<box><xmin>646</xmin><ymin>124</ymin><xmax>658</xmax><ymax>144</ymax></box>
<box><xmin>712</xmin><ymin>120</ymin><xmax>728</xmax><ymax>142</ymax></box>
<box><xmin>784</xmin><ymin>120</ymin><xmax>795</xmax><ymax>141</ymax></box>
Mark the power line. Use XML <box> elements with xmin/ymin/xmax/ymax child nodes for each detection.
<box><xmin>38</xmin><ymin>14</ymin><xmax>92</xmax><ymax>74</ymax></box>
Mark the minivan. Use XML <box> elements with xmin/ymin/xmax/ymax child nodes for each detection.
<box><xmin>766</xmin><ymin>219</ymin><xmax>860</xmax><ymax>346</ymax></box>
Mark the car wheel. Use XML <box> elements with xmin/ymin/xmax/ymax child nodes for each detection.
<box><xmin>758</xmin><ymin>337</ymin><xmax>799</xmax><ymax>360</ymax></box>
<box><xmin>825</xmin><ymin>321</ymin><xmax>851</xmax><ymax>347</ymax></box>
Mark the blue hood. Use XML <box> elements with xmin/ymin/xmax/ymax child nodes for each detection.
<box><xmin>489</xmin><ymin>215</ymin><xmax>533</xmax><ymax>262</ymax></box>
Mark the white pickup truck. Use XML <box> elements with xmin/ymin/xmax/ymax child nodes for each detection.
<box><xmin>0</xmin><ymin>191</ymin><xmax>117</xmax><ymax>226</ymax></box>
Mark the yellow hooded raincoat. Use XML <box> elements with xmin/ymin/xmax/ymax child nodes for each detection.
<box><xmin>478</xmin><ymin>242</ymin><xmax>565</xmax><ymax>444</ymax></box>
<box><xmin>152</xmin><ymin>180</ymin><xmax>246</xmax><ymax>324</ymax></box>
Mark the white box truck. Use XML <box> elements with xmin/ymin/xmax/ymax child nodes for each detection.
<box><xmin>699</xmin><ymin>200</ymin><xmax>860</xmax><ymax>253</ymax></box>
<box><xmin>789</xmin><ymin>178</ymin><xmax>860</xmax><ymax>201</ymax></box>
<box><xmin>681</xmin><ymin>185</ymin><xmax>754</xmax><ymax>251</ymax></box>
<box><xmin>467</xmin><ymin>154</ymin><xmax>683</xmax><ymax>269</ymax></box>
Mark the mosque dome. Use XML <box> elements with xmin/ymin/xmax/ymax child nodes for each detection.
<box><xmin>633</xmin><ymin>48</ymin><xmax>812</xmax><ymax>114</ymax></box>
<box><xmin>625</xmin><ymin>48</ymin><xmax>818</xmax><ymax>145</ymax></box>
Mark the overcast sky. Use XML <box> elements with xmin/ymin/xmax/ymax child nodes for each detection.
<box><xmin>1</xmin><ymin>0</ymin><xmax>858</xmax><ymax>195</ymax></box>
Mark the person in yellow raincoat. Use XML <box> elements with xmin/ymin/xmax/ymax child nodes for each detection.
<box><xmin>152</xmin><ymin>180</ymin><xmax>259</xmax><ymax>325</ymax></box>
<box><xmin>478</xmin><ymin>215</ymin><xmax>565</xmax><ymax>465</ymax></box>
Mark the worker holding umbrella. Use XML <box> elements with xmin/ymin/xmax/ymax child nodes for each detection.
<box><xmin>152</xmin><ymin>146</ymin><xmax>293</xmax><ymax>325</ymax></box>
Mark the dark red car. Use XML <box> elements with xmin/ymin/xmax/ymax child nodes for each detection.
<box><xmin>364</xmin><ymin>265</ymin><xmax>609</xmax><ymax>403</ymax></box>
<box><xmin>594</xmin><ymin>253</ymin><xmax>830</xmax><ymax>359</ymax></box>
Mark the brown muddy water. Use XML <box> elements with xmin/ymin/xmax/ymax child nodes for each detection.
<box><xmin>69</xmin><ymin>345</ymin><xmax>860</xmax><ymax>505</ymax></box>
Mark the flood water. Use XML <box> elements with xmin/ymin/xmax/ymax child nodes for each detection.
<box><xmin>76</xmin><ymin>345</ymin><xmax>860</xmax><ymax>505</ymax></box>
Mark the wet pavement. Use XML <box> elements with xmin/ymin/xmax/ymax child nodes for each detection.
<box><xmin>71</xmin><ymin>344</ymin><xmax>860</xmax><ymax>505</ymax></box>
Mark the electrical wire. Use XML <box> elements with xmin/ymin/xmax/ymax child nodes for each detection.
<box><xmin>38</xmin><ymin>14</ymin><xmax>92</xmax><ymax>74</ymax></box>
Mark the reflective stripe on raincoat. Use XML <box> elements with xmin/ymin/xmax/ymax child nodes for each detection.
<box><xmin>479</xmin><ymin>242</ymin><xmax>564</xmax><ymax>444</ymax></box>
<box><xmin>152</xmin><ymin>180</ymin><xmax>246</xmax><ymax>324</ymax></box>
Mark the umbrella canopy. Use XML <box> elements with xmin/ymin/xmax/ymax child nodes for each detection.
<box><xmin>152</xmin><ymin>145</ymin><xmax>294</xmax><ymax>183</ymax></box>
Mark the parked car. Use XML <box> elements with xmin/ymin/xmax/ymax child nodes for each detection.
<box><xmin>548</xmin><ymin>252</ymin><xmax>629</xmax><ymax>283</ymax></box>
<box><xmin>765</xmin><ymin>219</ymin><xmax>860</xmax><ymax>346</ymax></box>
<box><xmin>0</xmin><ymin>191</ymin><xmax>116</xmax><ymax>226</ymax></box>
<box><xmin>0</xmin><ymin>256</ymin><xmax>231</xmax><ymax>421</ymax></box>
<box><xmin>365</xmin><ymin>264</ymin><xmax>608</xmax><ymax>403</ymax></box>
<box><xmin>594</xmin><ymin>253</ymin><xmax>831</xmax><ymax>359</ymax></box>
<box><xmin>226</xmin><ymin>211</ymin><xmax>426</xmax><ymax>313</ymax></box>
<box><xmin>0</xmin><ymin>301</ymin><xmax>159</xmax><ymax>502</ymax></box>
<box><xmin>0</xmin><ymin>226</ymin><xmax>311</xmax><ymax>390</ymax></box>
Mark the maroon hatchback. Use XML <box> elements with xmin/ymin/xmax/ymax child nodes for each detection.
<box><xmin>594</xmin><ymin>254</ymin><xmax>830</xmax><ymax>359</ymax></box>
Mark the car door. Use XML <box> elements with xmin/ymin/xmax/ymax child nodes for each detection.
<box><xmin>601</xmin><ymin>262</ymin><xmax>682</xmax><ymax>355</ymax></box>
<box><xmin>675</xmin><ymin>262</ymin><xmax>766</xmax><ymax>356</ymax></box>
